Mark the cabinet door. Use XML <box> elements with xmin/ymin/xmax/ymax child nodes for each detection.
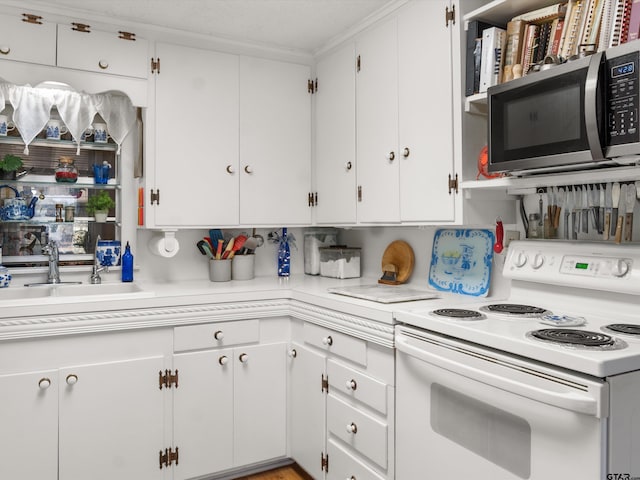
<box><xmin>58</xmin><ymin>356</ymin><xmax>165</xmax><ymax>480</ymax></box>
<box><xmin>288</xmin><ymin>343</ymin><xmax>326</xmax><ymax>479</ymax></box>
<box><xmin>355</xmin><ymin>17</ymin><xmax>400</xmax><ymax>223</ymax></box>
<box><xmin>154</xmin><ymin>43</ymin><xmax>240</xmax><ymax>227</ymax></box>
<box><xmin>239</xmin><ymin>56</ymin><xmax>311</xmax><ymax>225</ymax></box>
<box><xmin>234</xmin><ymin>343</ymin><xmax>287</xmax><ymax>466</ymax></box>
<box><xmin>315</xmin><ymin>43</ymin><xmax>357</xmax><ymax>224</ymax></box>
<box><xmin>0</xmin><ymin>13</ymin><xmax>56</xmax><ymax>66</ymax></box>
<box><xmin>0</xmin><ymin>369</ymin><xmax>58</xmax><ymax>480</ymax></box>
<box><xmin>57</xmin><ymin>25</ymin><xmax>149</xmax><ymax>78</ymax></box>
<box><xmin>173</xmin><ymin>349</ymin><xmax>234</xmax><ymax>479</ymax></box>
<box><xmin>398</xmin><ymin>0</ymin><xmax>455</xmax><ymax>222</ymax></box>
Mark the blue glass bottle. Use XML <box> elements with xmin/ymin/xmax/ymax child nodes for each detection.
<box><xmin>121</xmin><ymin>241</ymin><xmax>134</xmax><ymax>282</ymax></box>
<box><xmin>277</xmin><ymin>228</ymin><xmax>290</xmax><ymax>277</ymax></box>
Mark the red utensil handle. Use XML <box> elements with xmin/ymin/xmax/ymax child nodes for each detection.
<box><xmin>494</xmin><ymin>218</ymin><xmax>504</xmax><ymax>254</ymax></box>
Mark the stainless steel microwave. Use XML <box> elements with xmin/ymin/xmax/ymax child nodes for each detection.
<box><xmin>488</xmin><ymin>41</ymin><xmax>640</xmax><ymax>175</ymax></box>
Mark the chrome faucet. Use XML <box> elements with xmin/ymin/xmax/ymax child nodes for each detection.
<box><xmin>43</xmin><ymin>241</ymin><xmax>61</xmax><ymax>284</ymax></box>
<box><xmin>90</xmin><ymin>235</ymin><xmax>108</xmax><ymax>284</ymax></box>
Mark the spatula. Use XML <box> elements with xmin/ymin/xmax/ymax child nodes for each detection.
<box><xmin>227</xmin><ymin>235</ymin><xmax>247</xmax><ymax>259</ymax></box>
<box><xmin>241</xmin><ymin>236</ymin><xmax>259</xmax><ymax>254</ymax></box>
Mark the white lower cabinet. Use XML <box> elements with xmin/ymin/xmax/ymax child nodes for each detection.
<box><xmin>0</xmin><ymin>330</ymin><xmax>170</xmax><ymax>480</ymax></box>
<box><xmin>289</xmin><ymin>321</ymin><xmax>395</xmax><ymax>479</ymax></box>
<box><xmin>172</xmin><ymin>319</ymin><xmax>287</xmax><ymax>480</ymax></box>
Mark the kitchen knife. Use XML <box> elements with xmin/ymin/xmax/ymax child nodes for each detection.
<box><xmin>624</xmin><ymin>184</ymin><xmax>636</xmax><ymax>242</ymax></box>
<box><xmin>611</xmin><ymin>182</ymin><xmax>621</xmax><ymax>237</ymax></box>
<box><xmin>572</xmin><ymin>187</ymin><xmax>579</xmax><ymax>240</ymax></box>
<box><xmin>615</xmin><ymin>183</ymin><xmax>627</xmax><ymax>244</ymax></box>
<box><xmin>604</xmin><ymin>183</ymin><xmax>612</xmax><ymax>240</ymax></box>
<box><xmin>563</xmin><ymin>187</ymin><xmax>571</xmax><ymax>239</ymax></box>
<box><xmin>598</xmin><ymin>186</ymin><xmax>604</xmax><ymax>234</ymax></box>
<box><xmin>553</xmin><ymin>186</ymin><xmax>562</xmax><ymax>230</ymax></box>
<box><xmin>581</xmin><ymin>186</ymin><xmax>589</xmax><ymax>234</ymax></box>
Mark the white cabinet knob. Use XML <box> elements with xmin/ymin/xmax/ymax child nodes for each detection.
<box><xmin>218</xmin><ymin>355</ymin><xmax>229</xmax><ymax>366</ymax></box>
<box><xmin>38</xmin><ymin>377</ymin><xmax>51</xmax><ymax>389</ymax></box>
<box><xmin>238</xmin><ymin>353</ymin><xmax>249</xmax><ymax>363</ymax></box>
<box><xmin>0</xmin><ymin>46</ymin><xmax>10</xmax><ymax>55</ymax></box>
<box><xmin>322</xmin><ymin>336</ymin><xmax>333</xmax><ymax>346</ymax></box>
<box><xmin>288</xmin><ymin>349</ymin><xmax>297</xmax><ymax>358</ymax></box>
<box><xmin>402</xmin><ymin>147</ymin><xmax>410</xmax><ymax>158</ymax></box>
<box><xmin>346</xmin><ymin>422</ymin><xmax>358</xmax><ymax>434</ymax></box>
<box><xmin>214</xmin><ymin>330</ymin><xmax>224</xmax><ymax>340</ymax></box>
<box><xmin>345</xmin><ymin>161</ymin><xmax>352</xmax><ymax>171</ymax></box>
<box><xmin>386</xmin><ymin>151</ymin><xmax>395</xmax><ymax>162</ymax></box>
<box><xmin>226</xmin><ymin>165</ymin><xmax>235</xmax><ymax>174</ymax></box>
<box><xmin>347</xmin><ymin>476</ymin><xmax>356</xmax><ymax>480</ymax></box>
<box><xmin>346</xmin><ymin>379</ymin><xmax>357</xmax><ymax>391</ymax></box>
<box><xmin>66</xmin><ymin>374</ymin><xmax>78</xmax><ymax>385</ymax></box>
<box><xmin>244</xmin><ymin>165</ymin><xmax>253</xmax><ymax>174</ymax></box>
<box><xmin>98</xmin><ymin>59</ymin><xmax>109</xmax><ymax>70</ymax></box>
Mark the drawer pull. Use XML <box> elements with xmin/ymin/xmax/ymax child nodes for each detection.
<box><xmin>98</xmin><ymin>59</ymin><xmax>109</xmax><ymax>69</ymax></box>
<box><xmin>0</xmin><ymin>46</ymin><xmax>10</xmax><ymax>55</ymax></box>
<box><xmin>66</xmin><ymin>374</ymin><xmax>78</xmax><ymax>385</ymax></box>
<box><xmin>239</xmin><ymin>353</ymin><xmax>249</xmax><ymax>363</ymax></box>
<box><xmin>38</xmin><ymin>377</ymin><xmax>51</xmax><ymax>389</ymax></box>
<box><xmin>218</xmin><ymin>355</ymin><xmax>229</xmax><ymax>366</ymax></box>
<box><xmin>346</xmin><ymin>422</ymin><xmax>358</xmax><ymax>434</ymax></box>
<box><xmin>322</xmin><ymin>335</ymin><xmax>333</xmax><ymax>346</ymax></box>
<box><xmin>346</xmin><ymin>379</ymin><xmax>357</xmax><ymax>391</ymax></box>
<box><xmin>347</xmin><ymin>477</ymin><xmax>356</xmax><ymax>480</ymax></box>
<box><xmin>288</xmin><ymin>348</ymin><xmax>297</xmax><ymax>358</ymax></box>
<box><xmin>213</xmin><ymin>330</ymin><xmax>224</xmax><ymax>340</ymax></box>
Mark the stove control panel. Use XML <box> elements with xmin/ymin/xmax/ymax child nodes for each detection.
<box><xmin>505</xmin><ymin>241</ymin><xmax>640</xmax><ymax>295</ymax></box>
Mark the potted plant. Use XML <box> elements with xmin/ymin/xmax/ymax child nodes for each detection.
<box><xmin>0</xmin><ymin>154</ymin><xmax>23</xmax><ymax>180</ymax></box>
<box><xmin>86</xmin><ymin>190</ymin><xmax>115</xmax><ymax>223</ymax></box>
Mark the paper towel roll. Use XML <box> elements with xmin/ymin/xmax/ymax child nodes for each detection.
<box><xmin>148</xmin><ymin>231</ymin><xmax>180</xmax><ymax>258</ymax></box>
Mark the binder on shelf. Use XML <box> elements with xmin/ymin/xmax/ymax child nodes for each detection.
<box><xmin>479</xmin><ymin>27</ymin><xmax>507</xmax><ymax>93</ymax></box>
<box><xmin>521</xmin><ymin>24</ymin><xmax>540</xmax><ymax>75</ymax></box>
<box><xmin>621</xmin><ymin>0</ymin><xmax>634</xmax><ymax>42</ymax></box>
<box><xmin>549</xmin><ymin>18</ymin><xmax>566</xmax><ymax>55</ymax></box>
<box><xmin>581</xmin><ymin>0</ymin><xmax>606</xmax><ymax>48</ymax></box>
<box><xmin>465</xmin><ymin>20</ymin><xmax>500</xmax><ymax>96</ymax></box>
<box><xmin>598</xmin><ymin>0</ymin><xmax>617</xmax><ymax>50</ymax></box>
<box><xmin>562</xmin><ymin>0</ymin><xmax>586</xmax><ymax>58</ymax></box>
<box><xmin>627</xmin><ymin>0</ymin><xmax>640</xmax><ymax>41</ymax></box>
<box><xmin>609</xmin><ymin>0</ymin><xmax>628</xmax><ymax>46</ymax></box>
<box><xmin>512</xmin><ymin>3</ymin><xmax>568</xmax><ymax>22</ymax></box>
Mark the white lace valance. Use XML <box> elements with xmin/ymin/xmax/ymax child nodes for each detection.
<box><xmin>0</xmin><ymin>82</ymin><xmax>136</xmax><ymax>155</ymax></box>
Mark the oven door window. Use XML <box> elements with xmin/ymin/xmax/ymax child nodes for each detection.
<box><xmin>489</xmin><ymin>68</ymin><xmax>590</xmax><ymax>171</ymax></box>
<box><xmin>431</xmin><ymin>383</ymin><xmax>531</xmax><ymax>478</ymax></box>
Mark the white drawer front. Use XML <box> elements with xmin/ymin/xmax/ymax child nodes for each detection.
<box><xmin>327</xmin><ymin>438</ymin><xmax>386</xmax><ymax>480</ymax></box>
<box><xmin>0</xmin><ymin>13</ymin><xmax>56</xmax><ymax>66</ymax></box>
<box><xmin>328</xmin><ymin>359</ymin><xmax>388</xmax><ymax>415</ymax></box>
<box><xmin>327</xmin><ymin>394</ymin><xmax>388</xmax><ymax>469</ymax></box>
<box><xmin>174</xmin><ymin>320</ymin><xmax>259</xmax><ymax>352</ymax></box>
<box><xmin>57</xmin><ymin>26</ymin><xmax>149</xmax><ymax>78</ymax></box>
<box><xmin>303</xmin><ymin>322</ymin><xmax>366</xmax><ymax>366</ymax></box>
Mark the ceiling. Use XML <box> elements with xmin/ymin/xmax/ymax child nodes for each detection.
<box><xmin>26</xmin><ymin>0</ymin><xmax>395</xmax><ymax>54</ymax></box>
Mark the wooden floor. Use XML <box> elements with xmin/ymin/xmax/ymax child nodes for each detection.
<box><xmin>234</xmin><ymin>464</ymin><xmax>313</xmax><ymax>480</ymax></box>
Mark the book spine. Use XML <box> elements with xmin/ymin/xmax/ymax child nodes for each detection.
<box><xmin>512</xmin><ymin>2</ymin><xmax>567</xmax><ymax>22</ymax></box>
<box><xmin>502</xmin><ymin>19</ymin><xmax>526</xmax><ymax>82</ymax></box>
<box><xmin>598</xmin><ymin>0</ymin><xmax>616</xmax><ymax>50</ymax></box>
<box><xmin>565</xmin><ymin>0</ymin><xmax>585</xmax><ymax>57</ymax></box>
<box><xmin>550</xmin><ymin>18</ymin><xmax>565</xmax><ymax>55</ymax></box>
<box><xmin>621</xmin><ymin>0</ymin><xmax>634</xmax><ymax>42</ymax></box>
<box><xmin>479</xmin><ymin>27</ymin><xmax>506</xmax><ymax>93</ymax></box>
<box><xmin>627</xmin><ymin>0</ymin><xmax>640</xmax><ymax>41</ymax></box>
<box><xmin>522</xmin><ymin>24</ymin><xmax>540</xmax><ymax>75</ymax></box>
<box><xmin>610</xmin><ymin>0</ymin><xmax>627</xmax><ymax>46</ymax></box>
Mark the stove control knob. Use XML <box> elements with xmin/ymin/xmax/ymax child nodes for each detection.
<box><xmin>531</xmin><ymin>253</ymin><xmax>544</xmax><ymax>270</ymax></box>
<box><xmin>612</xmin><ymin>259</ymin><xmax>630</xmax><ymax>277</ymax></box>
<box><xmin>513</xmin><ymin>251</ymin><xmax>527</xmax><ymax>268</ymax></box>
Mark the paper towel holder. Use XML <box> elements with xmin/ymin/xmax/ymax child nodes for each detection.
<box><xmin>149</xmin><ymin>229</ymin><xmax>180</xmax><ymax>257</ymax></box>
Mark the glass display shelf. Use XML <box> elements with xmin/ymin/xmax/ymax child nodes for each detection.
<box><xmin>0</xmin><ymin>175</ymin><xmax>119</xmax><ymax>189</ymax></box>
<box><xmin>0</xmin><ymin>136</ymin><xmax>119</xmax><ymax>152</ymax></box>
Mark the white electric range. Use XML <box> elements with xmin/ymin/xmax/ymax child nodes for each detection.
<box><xmin>394</xmin><ymin>240</ymin><xmax>640</xmax><ymax>480</ymax></box>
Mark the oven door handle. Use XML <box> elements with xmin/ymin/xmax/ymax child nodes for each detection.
<box><xmin>585</xmin><ymin>50</ymin><xmax>605</xmax><ymax>161</ymax></box>
<box><xmin>396</xmin><ymin>335</ymin><xmax>603</xmax><ymax>417</ymax></box>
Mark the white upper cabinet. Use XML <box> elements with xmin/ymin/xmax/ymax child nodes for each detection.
<box><xmin>398</xmin><ymin>0</ymin><xmax>455</xmax><ymax>223</ymax></box>
<box><xmin>57</xmin><ymin>24</ymin><xmax>149</xmax><ymax>78</ymax></box>
<box><xmin>355</xmin><ymin>16</ymin><xmax>400</xmax><ymax>223</ymax></box>
<box><xmin>151</xmin><ymin>42</ymin><xmax>240</xmax><ymax>227</ymax></box>
<box><xmin>0</xmin><ymin>12</ymin><xmax>56</xmax><ymax>66</ymax></box>
<box><xmin>239</xmin><ymin>56</ymin><xmax>312</xmax><ymax>226</ymax></box>
<box><xmin>314</xmin><ymin>42</ymin><xmax>357</xmax><ymax>225</ymax></box>
<box><xmin>354</xmin><ymin>0</ymin><xmax>456</xmax><ymax>224</ymax></box>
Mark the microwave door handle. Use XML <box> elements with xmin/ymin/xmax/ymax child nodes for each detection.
<box><xmin>585</xmin><ymin>51</ymin><xmax>605</xmax><ymax>161</ymax></box>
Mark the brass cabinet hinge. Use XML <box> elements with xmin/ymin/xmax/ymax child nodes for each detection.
<box><xmin>150</xmin><ymin>188</ymin><xmax>160</xmax><ymax>205</ymax></box>
<box><xmin>158</xmin><ymin>369</ymin><xmax>178</xmax><ymax>389</ymax></box>
<box><xmin>307</xmin><ymin>78</ymin><xmax>317</xmax><ymax>94</ymax></box>
<box><xmin>159</xmin><ymin>447</ymin><xmax>179</xmax><ymax>469</ymax></box>
<box><xmin>356</xmin><ymin>55</ymin><xmax>361</xmax><ymax>72</ymax></box>
<box><xmin>118</xmin><ymin>30</ymin><xmax>136</xmax><ymax>41</ymax></box>
<box><xmin>445</xmin><ymin>4</ymin><xmax>456</xmax><ymax>27</ymax></box>
<box><xmin>308</xmin><ymin>192</ymin><xmax>318</xmax><ymax>207</ymax></box>
<box><xmin>71</xmin><ymin>22</ymin><xmax>91</xmax><ymax>33</ymax></box>
<box><xmin>151</xmin><ymin>57</ymin><xmax>161</xmax><ymax>74</ymax></box>
<box><xmin>448</xmin><ymin>173</ymin><xmax>459</xmax><ymax>194</ymax></box>
<box><xmin>357</xmin><ymin>185</ymin><xmax>362</xmax><ymax>202</ymax></box>
<box><xmin>22</xmin><ymin>13</ymin><xmax>43</xmax><ymax>25</ymax></box>
<box><xmin>321</xmin><ymin>374</ymin><xmax>329</xmax><ymax>393</ymax></box>
<box><xmin>321</xmin><ymin>452</ymin><xmax>329</xmax><ymax>472</ymax></box>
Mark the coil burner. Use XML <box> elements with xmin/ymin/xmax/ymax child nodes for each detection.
<box><xmin>527</xmin><ymin>328</ymin><xmax>627</xmax><ymax>350</ymax></box>
<box><xmin>480</xmin><ymin>303</ymin><xmax>549</xmax><ymax>318</ymax></box>
<box><xmin>430</xmin><ymin>308</ymin><xmax>486</xmax><ymax>321</ymax></box>
<box><xmin>603</xmin><ymin>324</ymin><xmax>640</xmax><ymax>336</ymax></box>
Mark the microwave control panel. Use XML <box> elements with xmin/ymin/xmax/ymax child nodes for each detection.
<box><xmin>607</xmin><ymin>51</ymin><xmax>639</xmax><ymax>145</ymax></box>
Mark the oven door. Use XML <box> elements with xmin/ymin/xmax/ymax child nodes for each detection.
<box><xmin>396</xmin><ymin>325</ymin><xmax>608</xmax><ymax>480</ymax></box>
<box><xmin>488</xmin><ymin>52</ymin><xmax>605</xmax><ymax>174</ymax></box>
